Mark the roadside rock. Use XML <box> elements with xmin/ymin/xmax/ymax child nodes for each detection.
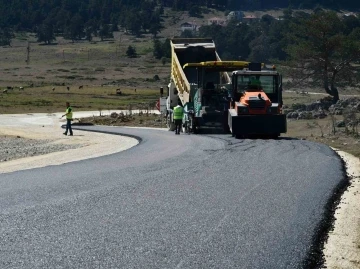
<box><xmin>329</xmin><ymin>97</ymin><xmax>360</xmax><ymax>115</ymax></box>
<box><xmin>312</xmin><ymin>109</ymin><xmax>327</xmax><ymax>119</ymax></box>
<box><xmin>110</xmin><ymin>112</ymin><xmax>118</xmax><ymax>118</ymax></box>
<box><xmin>335</xmin><ymin>120</ymin><xmax>346</xmax><ymax>128</ymax></box>
<box><xmin>286</xmin><ymin>96</ymin><xmax>360</xmax><ymax>121</ymax></box>
<box><xmin>287</xmin><ymin>111</ymin><xmax>298</xmax><ymax>119</ymax></box>
<box><xmin>298</xmin><ymin>111</ymin><xmax>313</xmax><ymax>120</ymax></box>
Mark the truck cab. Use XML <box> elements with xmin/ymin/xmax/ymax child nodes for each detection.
<box><xmin>228</xmin><ymin>67</ymin><xmax>287</xmax><ymax>138</ymax></box>
<box><xmin>231</xmin><ymin>70</ymin><xmax>283</xmax><ymax>115</ymax></box>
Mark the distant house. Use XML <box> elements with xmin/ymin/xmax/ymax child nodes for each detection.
<box><xmin>242</xmin><ymin>15</ymin><xmax>258</xmax><ymax>24</ymax></box>
<box><xmin>208</xmin><ymin>17</ymin><xmax>227</xmax><ymax>26</ymax></box>
<box><xmin>227</xmin><ymin>11</ymin><xmax>244</xmax><ymax>21</ymax></box>
<box><xmin>344</xmin><ymin>12</ymin><xmax>358</xmax><ymax>17</ymax></box>
<box><xmin>180</xmin><ymin>22</ymin><xmax>198</xmax><ymax>32</ymax></box>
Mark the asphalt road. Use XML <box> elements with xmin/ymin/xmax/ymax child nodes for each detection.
<box><xmin>0</xmin><ymin>126</ymin><xmax>346</xmax><ymax>269</ymax></box>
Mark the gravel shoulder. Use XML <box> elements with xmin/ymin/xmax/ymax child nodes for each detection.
<box><xmin>323</xmin><ymin>150</ymin><xmax>360</xmax><ymax>269</ymax></box>
<box><xmin>0</xmin><ymin>122</ymin><xmax>138</xmax><ymax>174</ymax></box>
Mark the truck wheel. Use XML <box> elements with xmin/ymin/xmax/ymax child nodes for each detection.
<box><xmin>235</xmin><ymin>134</ymin><xmax>245</xmax><ymax>139</ymax></box>
<box><xmin>166</xmin><ymin>114</ymin><xmax>175</xmax><ymax>131</ymax></box>
<box><xmin>223</xmin><ymin>112</ymin><xmax>230</xmax><ymax>134</ymax></box>
<box><xmin>182</xmin><ymin>122</ymin><xmax>187</xmax><ymax>134</ymax></box>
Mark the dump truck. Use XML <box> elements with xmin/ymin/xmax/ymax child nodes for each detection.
<box><xmin>166</xmin><ymin>38</ymin><xmax>232</xmax><ymax>133</ymax></box>
<box><xmin>165</xmin><ymin>38</ymin><xmax>286</xmax><ymax>137</ymax></box>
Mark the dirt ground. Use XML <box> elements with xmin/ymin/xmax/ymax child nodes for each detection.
<box><xmin>78</xmin><ymin>112</ymin><xmax>166</xmax><ymax>128</ymax></box>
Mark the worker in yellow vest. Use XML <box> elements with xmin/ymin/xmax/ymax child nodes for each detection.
<box><xmin>62</xmin><ymin>102</ymin><xmax>73</xmax><ymax>136</ymax></box>
<box><xmin>173</xmin><ymin>101</ymin><xmax>184</xmax><ymax>135</ymax></box>
<box><xmin>249</xmin><ymin>77</ymin><xmax>262</xmax><ymax>90</ymax></box>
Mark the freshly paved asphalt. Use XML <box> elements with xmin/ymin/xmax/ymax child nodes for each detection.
<box><xmin>0</xmin><ymin>126</ymin><xmax>345</xmax><ymax>268</ymax></box>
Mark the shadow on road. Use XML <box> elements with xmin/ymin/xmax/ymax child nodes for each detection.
<box><xmin>190</xmin><ymin>127</ymin><xmax>299</xmax><ymax>141</ymax></box>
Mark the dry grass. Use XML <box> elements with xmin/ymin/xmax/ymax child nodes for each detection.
<box><xmin>0</xmin><ymin>32</ymin><xmax>169</xmax><ymax>90</ymax></box>
<box><xmin>0</xmin><ymin>87</ymin><xmax>159</xmax><ymax>113</ymax></box>
<box><xmin>283</xmin><ymin>92</ymin><xmax>360</xmax><ymax>158</ymax></box>
<box><xmin>285</xmin><ymin>109</ymin><xmax>360</xmax><ymax>158</ymax></box>
<box><xmin>0</xmin><ymin>30</ymin><xmax>169</xmax><ymax>113</ymax></box>
<box><xmin>80</xmin><ymin>113</ymin><xmax>166</xmax><ymax>129</ymax></box>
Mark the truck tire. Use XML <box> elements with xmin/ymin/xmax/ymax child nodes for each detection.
<box><xmin>182</xmin><ymin>122</ymin><xmax>187</xmax><ymax>134</ymax></box>
<box><xmin>223</xmin><ymin>112</ymin><xmax>231</xmax><ymax>134</ymax></box>
<box><xmin>223</xmin><ymin>124</ymin><xmax>231</xmax><ymax>134</ymax></box>
<box><xmin>166</xmin><ymin>114</ymin><xmax>176</xmax><ymax>131</ymax></box>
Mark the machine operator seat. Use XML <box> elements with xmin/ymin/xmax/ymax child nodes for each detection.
<box><xmin>205</xmin><ymin>81</ymin><xmax>215</xmax><ymax>90</ymax></box>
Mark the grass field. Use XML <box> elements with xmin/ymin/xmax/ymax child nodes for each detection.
<box><xmin>0</xmin><ymin>29</ymin><xmax>167</xmax><ymax>113</ymax></box>
<box><xmin>0</xmin><ymin>86</ymin><xmax>159</xmax><ymax>113</ymax></box>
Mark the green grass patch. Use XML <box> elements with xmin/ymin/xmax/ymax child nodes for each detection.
<box><xmin>138</xmin><ymin>46</ymin><xmax>153</xmax><ymax>55</ymax></box>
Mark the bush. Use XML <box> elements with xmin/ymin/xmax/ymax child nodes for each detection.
<box><xmin>161</xmin><ymin>57</ymin><xmax>167</xmax><ymax>65</ymax></box>
<box><xmin>126</xmin><ymin>45</ymin><xmax>137</xmax><ymax>58</ymax></box>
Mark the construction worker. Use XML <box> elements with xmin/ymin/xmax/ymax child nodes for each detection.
<box><xmin>249</xmin><ymin>77</ymin><xmax>262</xmax><ymax>90</ymax></box>
<box><xmin>173</xmin><ymin>100</ymin><xmax>184</xmax><ymax>135</ymax></box>
<box><xmin>62</xmin><ymin>102</ymin><xmax>73</xmax><ymax>136</ymax></box>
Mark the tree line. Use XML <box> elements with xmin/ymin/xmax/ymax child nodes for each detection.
<box><xmin>0</xmin><ymin>0</ymin><xmax>359</xmax><ymax>45</ymax></box>
<box><xmin>0</xmin><ymin>0</ymin><xmax>359</xmax><ymax>36</ymax></box>
<box><xmin>0</xmin><ymin>0</ymin><xmax>163</xmax><ymax>44</ymax></box>
<box><xmin>153</xmin><ymin>8</ymin><xmax>360</xmax><ymax>102</ymax></box>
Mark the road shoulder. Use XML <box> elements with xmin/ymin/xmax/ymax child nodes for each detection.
<box><xmin>0</xmin><ymin>125</ymin><xmax>138</xmax><ymax>174</ymax></box>
<box><xmin>323</xmin><ymin>149</ymin><xmax>360</xmax><ymax>268</ymax></box>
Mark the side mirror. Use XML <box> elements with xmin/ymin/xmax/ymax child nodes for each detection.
<box><xmin>160</xmin><ymin>87</ymin><xmax>164</xmax><ymax>96</ymax></box>
<box><xmin>174</xmin><ymin>88</ymin><xmax>178</xmax><ymax>95</ymax></box>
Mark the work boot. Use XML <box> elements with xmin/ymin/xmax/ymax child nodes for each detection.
<box><xmin>63</xmin><ymin>132</ymin><xmax>67</xmax><ymax>135</ymax></box>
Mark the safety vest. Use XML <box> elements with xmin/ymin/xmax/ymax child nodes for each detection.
<box><xmin>66</xmin><ymin>106</ymin><xmax>73</xmax><ymax>119</ymax></box>
<box><xmin>173</xmin><ymin>105</ymin><xmax>184</xmax><ymax>120</ymax></box>
<box><xmin>250</xmin><ymin>78</ymin><xmax>261</xmax><ymax>88</ymax></box>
